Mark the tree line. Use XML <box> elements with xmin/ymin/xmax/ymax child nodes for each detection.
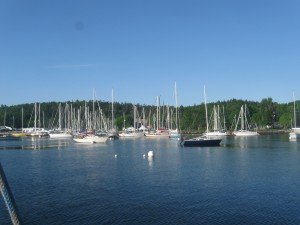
<box><xmin>0</xmin><ymin>98</ymin><xmax>298</xmax><ymax>132</ymax></box>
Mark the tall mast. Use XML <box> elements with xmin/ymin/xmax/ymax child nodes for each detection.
<box><xmin>34</xmin><ymin>103</ymin><xmax>37</xmax><ymax>131</ymax></box>
<box><xmin>204</xmin><ymin>86</ymin><xmax>209</xmax><ymax>133</ymax></box>
<box><xmin>142</xmin><ymin>108</ymin><xmax>145</xmax><ymax>127</ymax></box>
<box><xmin>293</xmin><ymin>92</ymin><xmax>296</xmax><ymax>128</ymax></box>
<box><xmin>21</xmin><ymin>107</ymin><xmax>24</xmax><ymax>131</ymax></box>
<box><xmin>213</xmin><ymin>105</ymin><xmax>218</xmax><ymax>131</ymax></box>
<box><xmin>241</xmin><ymin>105</ymin><xmax>245</xmax><ymax>130</ymax></box>
<box><xmin>38</xmin><ymin>104</ymin><xmax>41</xmax><ymax>128</ymax></box>
<box><xmin>133</xmin><ymin>105</ymin><xmax>136</xmax><ymax>130</ymax></box>
<box><xmin>175</xmin><ymin>82</ymin><xmax>178</xmax><ymax>130</ymax></box>
<box><xmin>3</xmin><ymin>111</ymin><xmax>6</xmax><ymax>126</ymax></box>
<box><xmin>156</xmin><ymin>96</ymin><xmax>159</xmax><ymax>130</ymax></box>
<box><xmin>58</xmin><ymin>103</ymin><xmax>61</xmax><ymax>130</ymax></box>
<box><xmin>93</xmin><ymin>89</ymin><xmax>95</xmax><ymax>130</ymax></box>
<box><xmin>123</xmin><ymin>112</ymin><xmax>126</xmax><ymax>130</ymax></box>
<box><xmin>111</xmin><ymin>89</ymin><xmax>114</xmax><ymax>129</ymax></box>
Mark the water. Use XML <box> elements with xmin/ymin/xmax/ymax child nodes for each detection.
<box><xmin>0</xmin><ymin>135</ymin><xmax>299</xmax><ymax>224</ymax></box>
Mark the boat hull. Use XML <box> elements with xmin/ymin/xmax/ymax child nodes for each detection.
<box><xmin>205</xmin><ymin>131</ymin><xmax>228</xmax><ymax>137</ymax></box>
<box><xmin>73</xmin><ymin>136</ymin><xmax>108</xmax><ymax>143</ymax></box>
<box><xmin>49</xmin><ymin>133</ymin><xmax>72</xmax><ymax>138</ymax></box>
<box><xmin>182</xmin><ymin>138</ymin><xmax>222</xmax><ymax>147</ymax></box>
<box><xmin>233</xmin><ymin>130</ymin><xmax>259</xmax><ymax>136</ymax></box>
<box><xmin>292</xmin><ymin>127</ymin><xmax>300</xmax><ymax>134</ymax></box>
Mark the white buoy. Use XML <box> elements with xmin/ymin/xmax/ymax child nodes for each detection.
<box><xmin>148</xmin><ymin>151</ymin><xmax>154</xmax><ymax>158</ymax></box>
<box><xmin>114</xmin><ymin>154</ymin><xmax>118</xmax><ymax>158</ymax></box>
<box><xmin>143</xmin><ymin>154</ymin><xmax>146</xmax><ymax>158</ymax></box>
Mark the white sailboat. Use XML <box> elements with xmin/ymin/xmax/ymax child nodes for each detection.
<box><xmin>73</xmin><ymin>134</ymin><xmax>108</xmax><ymax>143</ymax></box>
<box><xmin>233</xmin><ymin>104</ymin><xmax>259</xmax><ymax>136</ymax></box>
<box><xmin>144</xmin><ymin>96</ymin><xmax>170</xmax><ymax>138</ymax></box>
<box><xmin>291</xmin><ymin>92</ymin><xmax>300</xmax><ymax>134</ymax></box>
<box><xmin>30</xmin><ymin>103</ymin><xmax>49</xmax><ymax>137</ymax></box>
<box><xmin>205</xmin><ymin>105</ymin><xmax>228</xmax><ymax>137</ymax></box>
<box><xmin>49</xmin><ymin>103</ymin><xmax>72</xmax><ymax>138</ymax></box>
<box><xmin>73</xmin><ymin>90</ymin><xmax>108</xmax><ymax>143</ymax></box>
<box><xmin>203</xmin><ymin>88</ymin><xmax>227</xmax><ymax>137</ymax></box>
<box><xmin>108</xmin><ymin>88</ymin><xmax>119</xmax><ymax>139</ymax></box>
<box><xmin>119</xmin><ymin>105</ymin><xmax>143</xmax><ymax>138</ymax></box>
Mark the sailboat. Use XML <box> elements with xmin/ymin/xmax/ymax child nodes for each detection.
<box><xmin>119</xmin><ymin>105</ymin><xmax>143</xmax><ymax>138</ymax></box>
<box><xmin>291</xmin><ymin>93</ymin><xmax>300</xmax><ymax>134</ymax></box>
<box><xmin>108</xmin><ymin>89</ymin><xmax>119</xmax><ymax>139</ymax></box>
<box><xmin>73</xmin><ymin>91</ymin><xmax>108</xmax><ymax>144</ymax></box>
<box><xmin>205</xmin><ymin>105</ymin><xmax>228</xmax><ymax>137</ymax></box>
<box><xmin>73</xmin><ymin>133</ymin><xmax>108</xmax><ymax>143</ymax></box>
<box><xmin>181</xmin><ymin>86</ymin><xmax>222</xmax><ymax>147</ymax></box>
<box><xmin>169</xmin><ymin>82</ymin><xmax>181</xmax><ymax>139</ymax></box>
<box><xmin>233</xmin><ymin>104</ymin><xmax>259</xmax><ymax>136</ymax></box>
<box><xmin>49</xmin><ymin>103</ymin><xmax>72</xmax><ymax>138</ymax></box>
<box><xmin>28</xmin><ymin>103</ymin><xmax>49</xmax><ymax>137</ymax></box>
<box><xmin>144</xmin><ymin>96</ymin><xmax>170</xmax><ymax>138</ymax></box>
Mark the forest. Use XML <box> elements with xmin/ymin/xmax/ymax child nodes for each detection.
<box><xmin>0</xmin><ymin>98</ymin><xmax>298</xmax><ymax>132</ymax></box>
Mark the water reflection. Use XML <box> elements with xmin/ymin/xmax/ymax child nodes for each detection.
<box><xmin>0</xmin><ymin>137</ymin><xmax>70</xmax><ymax>150</ymax></box>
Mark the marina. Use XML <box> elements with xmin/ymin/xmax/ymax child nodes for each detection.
<box><xmin>2</xmin><ymin>1</ymin><xmax>300</xmax><ymax>224</ymax></box>
<box><xmin>0</xmin><ymin>135</ymin><xmax>299</xmax><ymax>224</ymax></box>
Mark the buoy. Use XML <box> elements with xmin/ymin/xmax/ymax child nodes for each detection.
<box><xmin>148</xmin><ymin>151</ymin><xmax>154</xmax><ymax>158</ymax></box>
<box><xmin>143</xmin><ymin>154</ymin><xmax>146</xmax><ymax>158</ymax></box>
<box><xmin>114</xmin><ymin>154</ymin><xmax>117</xmax><ymax>158</ymax></box>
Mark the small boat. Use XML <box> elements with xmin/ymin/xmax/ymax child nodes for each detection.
<box><xmin>49</xmin><ymin>130</ymin><xmax>72</xmax><ymax>138</ymax></box>
<box><xmin>233</xmin><ymin>130</ymin><xmax>259</xmax><ymax>136</ymax></box>
<box><xmin>73</xmin><ymin>134</ymin><xmax>108</xmax><ymax>143</ymax></box>
<box><xmin>169</xmin><ymin>129</ymin><xmax>181</xmax><ymax>139</ymax></box>
<box><xmin>181</xmin><ymin>136</ymin><xmax>222</xmax><ymax>147</ymax></box>
<box><xmin>289</xmin><ymin>132</ymin><xmax>297</xmax><ymax>141</ymax></box>
<box><xmin>233</xmin><ymin>105</ymin><xmax>259</xmax><ymax>136</ymax></box>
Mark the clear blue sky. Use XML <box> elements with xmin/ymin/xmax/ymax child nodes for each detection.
<box><xmin>1</xmin><ymin>0</ymin><xmax>300</xmax><ymax>106</ymax></box>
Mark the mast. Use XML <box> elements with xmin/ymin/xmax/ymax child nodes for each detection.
<box><xmin>34</xmin><ymin>103</ymin><xmax>37</xmax><ymax>131</ymax></box>
<box><xmin>156</xmin><ymin>96</ymin><xmax>159</xmax><ymax>130</ymax></box>
<box><xmin>213</xmin><ymin>106</ymin><xmax>218</xmax><ymax>131</ymax></box>
<box><xmin>175</xmin><ymin>82</ymin><xmax>178</xmax><ymax>130</ymax></box>
<box><xmin>133</xmin><ymin>105</ymin><xmax>136</xmax><ymax>130</ymax></box>
<box><xmin>123</xmin><ymin>112</ymin><xmax>126</xmax><ymax>130</ymax></box>
<box><xmin>223</xmin><ymin>105</ymin><xmax>226</xmax><ymax>130</ymax></box>
<box><xmin>38</xmin><ymin>104</ymin><xmax>41</xmax><ymax>128</ymax></box>
<box><xmin>293</xmin><ymin>92</ymin><xmax>296</xmax><ymax>128</ymax></box>
<box><xmin>93</xmin><ymin>89</ymin><xmax>95</xmax><ymax>130</ymax></box>
<box><xmin>166</xmin><ymin>105</ymin><xmax>170</xmax><ymax>129</ymax></box>
<box><xmin>58</xmin><ymin>103</ymin><xmax>61</xmax><ymax>130</ymax></box>
<box><xmin>111</xmin><ymin>89</ymin><xmax>114</xmax><ymax>129</ymax></box>
<box><xmin>3</xmin><ymin>111</ymin><xmax>6</xmax><ymax>126</ymax></box>
<box><xmin>241</xmin><ymin>105</ymin><xmax>245</xmax><ymax>131</ymax></box>
<box><xmin>142</xmin><ymin>107</ymin><xmax>145</xmax><ymax>127</ymax></box>
<box><xmin>21</xmin><ymin>108</ymin><xmax>24</xmax><ymax>132</ymax></box>
<box><xmin>204</xmin><ymin>86</ymin><xmax>209</xmax><ymax>133</ymax></box>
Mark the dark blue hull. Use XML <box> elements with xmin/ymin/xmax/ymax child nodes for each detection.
<box><xmin>182</xmin><ymin>138</ymin><xmax>222</xmax><ymax>147</ymax></box>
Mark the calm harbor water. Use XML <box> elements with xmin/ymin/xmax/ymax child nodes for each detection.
<box><xmin>0</xmin><ymin>135</ymin><xmax>299</xmax><ymax>224</ymax></box>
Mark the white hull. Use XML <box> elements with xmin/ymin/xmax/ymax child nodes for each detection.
<box><xmin>119</xmin><ymin>132</ymin><xmax>142</xmax><ymax>138</ymax></box>
<box><xmin>292</xmin><ymin>127</ymin><xmax>300</xmax><ymax>134</ymax></box>
<box><xmin>233</xmin><ymin>130</ymin><xmax>259</xmax><ymax>136</ymax></box>
<box><xmin>49</xmin><ymin>133</ymin><xmax>72</xmax><ymax>138</ymax></box>
<box><xmin>205</xmin><ymin>131</ymin><xmax>228</xmax><ymax>137</ymax></box>
<box><xmin>73</xmin><ymin>135</ymin><xmax>108</xmax><ymax>143</ymax></box>
<box><xmin>144</xmin><ymin>133</ymin><xmax>169</xmax><ymax>138</ymax></box>
<box><xmin>289</xmin><ymin>132</ymin><xmax>297</xmax><ymax>141</ymax></box>
<box><xmin>30</xmin><ymin>131</ymin><xmax>49</xmax><ymax>137</ymax></box>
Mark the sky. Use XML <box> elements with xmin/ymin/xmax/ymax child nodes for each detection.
<box><xmin>1</xmin><ymin>0</ymin><xmax>300</xmax><ymax>106</ymax></box>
